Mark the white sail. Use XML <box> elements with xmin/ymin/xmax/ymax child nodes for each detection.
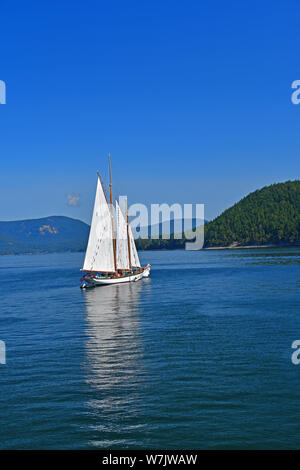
<box><xmin>116</xmin><ymin>200</ymin><xmax>130</xmax><ymax>270</ymax></box>
<box><xmin>82</xmin><ymin>176</ymin><xmax>115</xmax><ymax>272</ymax></box>
<box><xmin>128</xmin><ymin>223</ymin><xmax>141</xmax><ymax>268</ymax></box>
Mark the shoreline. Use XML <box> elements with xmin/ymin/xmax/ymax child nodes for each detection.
<box><xmin>204</xmin><ymin>243</ymin><xmax>300</xmax><ymax>250</ymax></box>
<box><xmin>1</xmin><ymin>244</ymin><xmax>300</xmax><ymax>257</ymax></box>
<box><xmin>204</xmin><ymin>244</ymin><xmax>275</xmax><ymax>250</ymax></box>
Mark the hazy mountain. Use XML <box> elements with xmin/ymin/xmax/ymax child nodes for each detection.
<box><xmin>136</xmin><ymin>217</ymin><xmax>206</xmax><ymax>238</ymax></box>
<box><xmin>0</xmin><ymin>216</ymin><xmax>89</xmax><ymax>255</ymax></box>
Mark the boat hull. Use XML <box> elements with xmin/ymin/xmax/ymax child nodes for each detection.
<box><xmin>82</xmin><ymin>265</ymin><xmax>151</xmax><ymax>287</ymax></box>
<box><xmin>142</xmin><ymin>265</ymin><xmax>151</xmax><ymax>278</ymax></box>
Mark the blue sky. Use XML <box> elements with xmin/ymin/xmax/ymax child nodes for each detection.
<box><xmin>0</xmin><ymin>0</ymin><xmax>300</xmax><ymax>223</ymax></box>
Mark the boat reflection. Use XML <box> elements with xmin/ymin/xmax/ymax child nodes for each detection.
<box><xmin>83</xmin><ymin>282</ymin><xmax>144</xmax><ymax>392</ymax></box>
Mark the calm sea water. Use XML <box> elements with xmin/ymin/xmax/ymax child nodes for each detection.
<box><xmin>0</xmin><ymin>248</ymin><xmax>300</xmax><ymax>449</ymax></box>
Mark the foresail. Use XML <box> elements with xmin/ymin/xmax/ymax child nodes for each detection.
<box><xmin>82</xmin><ymin>177</ymin><xmax>115</xmax><ymax>272</ymax></box>
<box><xmin>128</xmin><ymin>223</ymin><xmax>141</xmax><ymax>267</ymax></box>
<box><xmin>116</xmin><ymin>201</ymin><xmax>130</xmax><ymax>270</ymax></box>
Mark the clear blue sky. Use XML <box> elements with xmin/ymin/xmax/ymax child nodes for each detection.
<box><xmin>0</xmin><ymin>0</ymin><xmax>299</xmax><ymax>223</ymax></box>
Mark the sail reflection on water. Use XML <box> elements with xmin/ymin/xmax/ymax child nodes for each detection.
<box><xmin>83</xmin><ymin>282</ymin><xmax>144</xmax><ymax>392</ymax></box>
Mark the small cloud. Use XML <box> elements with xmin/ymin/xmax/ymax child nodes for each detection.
<box><xmin>66</xmin><ymin>193</ymin><xmax>80</xmax><ymax>207</ymax></box>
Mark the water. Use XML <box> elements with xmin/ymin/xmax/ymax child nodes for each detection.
<box><xmin>0</xmin><ymin>248</ymin><xmax>300</xmax><ymax>449</ymax></box>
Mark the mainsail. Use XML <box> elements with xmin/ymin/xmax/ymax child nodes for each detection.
<box><xmin>116</xmin><ymin>200</ymin><xmax>130</xmax><ymax>270</ymax></box>
<box><xmin>128</xmin><ymin>222</ymin><xmax>141</xmax><ymax>268</ymax></box>
<box><xmin>82</xmin><ymin>176</ymin><xmax>115</xmax><ymax>272</ymax></box>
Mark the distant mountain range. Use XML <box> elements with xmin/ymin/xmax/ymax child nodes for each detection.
<box><xmin>1</xmin><ymin>180</ymin><xmax>299</xmax><ymax>255</ymax></box>
<box><xmin>0</xmin><ymin>216</ymin><xmax>205</xmax><ymax>255</ymax></box>
<box><xmin>138</xmin><ymin>217</ymin><xmax>205</xmax><ymax>237</ymax></box>
<box><xmin>0</xmin><ymin>216</ymin><xmax>89</xmax><ymax>255</ymax></box>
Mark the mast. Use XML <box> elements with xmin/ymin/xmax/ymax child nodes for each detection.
<box><xmin>126</xmin><ymin>198</ymin><xmax>132</xmax><ymax>270</ymax></box>
<box><xmin>109</xmin><ymin>153</ymin><xmax>117</xmax><ymax>274</ymax></box>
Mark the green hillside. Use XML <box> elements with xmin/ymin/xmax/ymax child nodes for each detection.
<box><xmin>204</xmin><ymin>180</ymin><xmax>300</xmax><ymax>247</ymax></box>
<box><xmin>0</xmin><ymin>216</ymin><xmax>89</xmax><ymax>255</ymax></box>
<box><xmin>136</xmin><ymin>180</ymin><xmax>300</xmax><ymax>250</ymax></box>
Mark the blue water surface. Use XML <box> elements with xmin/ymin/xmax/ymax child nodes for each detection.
<box><xmin>0</xmin><ymin>248</ymin><xmax>299</xmax><ymax>449</ymax></box>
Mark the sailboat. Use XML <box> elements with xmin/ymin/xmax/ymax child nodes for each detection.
<box><xmin>80</xmin><ymin>156</ymin><xmax>150</xmax><ymax>288</ymax></box>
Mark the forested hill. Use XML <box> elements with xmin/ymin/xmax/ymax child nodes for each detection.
<box><xmin>204</xmin><ymin>180</ymin><xmax>300</xmax><ymax>247</ymax></box>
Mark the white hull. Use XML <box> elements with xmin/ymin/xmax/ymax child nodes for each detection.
<box><xmin>82</xmin><ymin>265</ymin><xmax>151</xmax><ymax>287</ymax></box>
<box><xmin>142</xmin><ymin>265</ymin><xmax>151</xmax><ymax>278</ymax></box>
